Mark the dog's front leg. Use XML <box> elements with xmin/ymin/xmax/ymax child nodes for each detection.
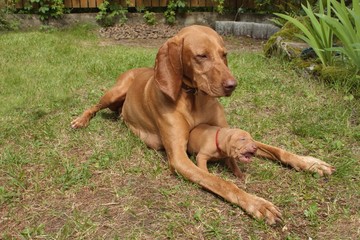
<box><xmin>225</xmin><ymin>158</ymin><xmax>245</xmax><ymax>180</ymax></box>
<box><xmin>255</xmin><ymin>141</ymin><xmax>335</xmax><ymax>176</ymax></box>
<box><xmin>159</xmin><ymin>124</ymin><xmax>282</xmax><ymax>225</ymax></box>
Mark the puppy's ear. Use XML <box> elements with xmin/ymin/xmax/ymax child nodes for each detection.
<box><xmin>154</xmin><ymin>36</ymin><xmax>183</xmax><ymax>102</ymax></box>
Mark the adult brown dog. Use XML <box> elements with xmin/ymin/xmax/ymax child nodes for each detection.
<box><xmin>71</xmin><ymin>25</ymin><xmax>335</xmax><ymax>224</ymax></box>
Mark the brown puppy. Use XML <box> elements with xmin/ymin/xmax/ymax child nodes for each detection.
<box><xmin>188</xmin><ymin>124</ymin><xmax>257</xmax><ymax>180</ymax></box>
<box><xmin>71</xmin><ymin>25</ymin><xmax>335</xmax><ymax>224</ymax></box>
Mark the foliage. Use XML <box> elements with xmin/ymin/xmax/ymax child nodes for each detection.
<box><xmin>318</xmin><ymin>0</ymin><xmax>360</xmax><ymax>73</ymax></box>
<box><xmin>254</xmin><ymin>0</ymin><xmax>317</xmax><ymax>13</ymax></box>
<box><xmin>0</xmin><ymin>12</ymin><xmax>11</xmax><ymax>31</ymax></box>
<box><xmin>25</xmin><ymin>0</ymin><xmax>66</xmax><ymax>21</ymax></box>
<box><xmin>0</xmin><ymin>0</ymin><xmax>16</xmax><ymax>12</ymax></box>
<box><xmin>164</xmin><ymin>0</ymin><xmax>186</xmax><ymax>25</ymax></box>
<box><xmin>213</xmin><ymin>0</ymin><xmax>225</xmax><ymax>14</ymax></box>
<box><xmin>143</xmin><ymin>11</ymin><xmax>156</xmax><ymax>25</ymax></box>
<box><xmin>96</xmin><ymin>0</ymin><xmax>128</xmax><ymax>27</ymax></box>
<box><xmin>0</xmin><ymin>1</ymin><xmax>19</xmax><ymax>30</ymax></box>
<box><xmin>135</xmin><ymin>5</ymin><xmax>146</xmax><ymax>13</ymax></box>
<box><xmin>319</xmin><ymin>66</ymin><xmax>359</xmax><ymax>93</ymax></box>
<box><xmin>275</xmin><ymin>0</ymin><xmax>334</xmax><ymax>66</ymax></box>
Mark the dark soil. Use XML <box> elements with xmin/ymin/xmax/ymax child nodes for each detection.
<box><xmin>99</xmin><ymin>23</ymin><xmax>265</xmax><ymax>52</ymax></box>
<box><xmin>99</xmin><ymin>23</ymin><xmax>181</xmax><ymax>40</ymax></box>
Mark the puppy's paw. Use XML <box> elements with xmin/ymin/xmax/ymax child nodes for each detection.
<box><xmin>233</xmin><ymin>171</ymin><xmax>246</xmax><ymax>181</ymax></box>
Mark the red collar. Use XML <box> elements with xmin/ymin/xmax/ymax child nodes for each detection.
<box><xmin>215</xmin><ymin>128</ymin><xmax>223</xmax><ymax>154</ymax></box>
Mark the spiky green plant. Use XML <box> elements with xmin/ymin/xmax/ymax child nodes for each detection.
<box><xmin>275</xmin><ymin>0</ymin><xmax>334</xmax><ymax>66</ymax></box>
<box><xmin>318</xmin><ymin>0</ymin><xmax>360</xmax><ymax>73</ymax></box>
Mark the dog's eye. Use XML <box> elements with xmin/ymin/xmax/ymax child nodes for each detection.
<box><xmin>196</xmin><ymin>54</ymin><xmax>208</xmax><ymax>60</ymax></box>
<box><xmin>223</xmin><ymin>53</ymin><xmax>228</xmax><ymax>58</ymax></box>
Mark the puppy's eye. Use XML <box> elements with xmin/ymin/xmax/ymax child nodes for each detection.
<box><xmin>223</xmin><ymin>53</ymin><xmax>228</xmax><ymax>58</ymax></box>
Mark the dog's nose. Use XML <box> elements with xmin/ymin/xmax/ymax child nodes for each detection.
<box><xmin>223</xmin><ymin>79</ymin><xmax>237</xmax><ymax>94</ymax></box>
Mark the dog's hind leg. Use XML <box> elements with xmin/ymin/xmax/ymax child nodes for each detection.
<box><xmin>71</xmin><ymin>69</ymin><xmax>144</xmax><ymax>129</ymax></box>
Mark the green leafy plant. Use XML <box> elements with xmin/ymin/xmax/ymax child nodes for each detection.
<box><xmin>96</xmin><ymin>0</ymin><xmax>128</xmax><ymax>27</ymax></box>
<box><xmin>255</xmin><ymin>0</ymin><xmax>277</xmax><ymax>12</ymax></box>
<box><xmin>318</xmin><ymin>0</ymin><xmax>360</xmax><ymax>73</ymax></box>
<box><xmin>213</xmin><ymin>0</ymin><xmax>225</xmax><ymax>14</ymax></box>
<box><xmin>136</xmin><ymin>5</ymin><xmax>146</xmax><ymax>13</ymax></box>
<box><xmin>1</xmin><ymin>0</ymin><xmax>16</xmax><ymax>13</ymax></box>
<box><xmin>275</xmin><ymin>0</ymin><xmax>334</xmax><ymax>66</ymax></box>
<box><xmin>255</xmin><ymin>0</ymin><xmax>318</xmax><ymax>13</ymax></box>
<box><xmin>0</xmin><ymin>11</ymin><xmax>12</xmax><ymax>31</ymax></box>
<box><xmin>164</xmin><ymin>0</ymin><xmax>186</xmax><ymax>25</ymax></box>
<box><xmin>143</xmin><ymin>11</ymin><xmax>156</xmax><ymax>25</ymax></box>
<box><xmin>25</xmin><ymin>0</ymin><xmax>66</xmax><ymax>22</ymax></box>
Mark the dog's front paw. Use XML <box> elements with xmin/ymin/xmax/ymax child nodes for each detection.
<box><xmin>71</xmin><ymin>116</ymin><xmax>89</xmax><ymax>129</ymax></box>
<box><xmin>299</xmin><ymin>156</ymin><xmax>335</xmax><ymax>176</ymax></box>
<box><xmin>244</xmin><ymin>195</ymin><xmax>282</xmax><ymax>225</ymax></box>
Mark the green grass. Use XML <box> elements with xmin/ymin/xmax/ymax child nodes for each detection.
<box><xmin>0</xmin><ymin>24</ymin><xmax>359</xmax><ymax>239</ymax></box>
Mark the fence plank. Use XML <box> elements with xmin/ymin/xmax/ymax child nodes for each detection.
<box><xmin>72</xmin><ymin>0</ymin><xmax>80</xmax><ymax>7</ymax></box>
<box><xmin>64</xmin><ymin>0</ymin><xmax>72</xmax><ymax>8</ymax></box>
<box><xmin>88</xmin><ymin>0</ymin><xmax>96</xmax><ymax>7</ymax></box>
<box><xmin>136</xmin><ymin>0</ymin><xmax>144</xmax><ymax>7</ymax></box>
<box><xmin>97</xmin><ymin>0</ymin><xmax>104</xmax><ymax>6</ymax></box>
<box><xmin>190</xmin><ymin>0</ymin><xmax>199</xmax><ymax>7</ymax></box>
<box><xmin>205</xmin><ymin>0</ymin><xmax>213</xmax><ymax>7</ymax></box>
<box><xmin>143</xmin><ymin>0</ymin><xmax>151</xmax><ymax>7</ymax></box>
<box><xmin>198</xmin><ymin>0</ymin><xmax>206</xmax><ymax>7</ymax></box>
<box><xmin>159</xmin><ymin>0</ymin><xmax>167</xmax><ymax>7</ymax></box>
<box><xmin>128</xmin><ymin>0</ymin><xmax>136</xmax><ymax>7</ymax></box>
<box><xmin>152</xmin><ymin>0</ymin><xmax>160</xmax><ymax>7</ymax></box>
<box><xmin>80</xmin><ymin>0</ymin><xmax>88</xmax><ymax>7</ymax></box>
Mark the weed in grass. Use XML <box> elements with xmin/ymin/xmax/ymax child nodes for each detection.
<box><xmin>304</xmin><ymin>202</ymin><xmax>319</xmax><ymax>225</ymax></box>
<box><xmin>56</xmin><ymin>161</ymin><xmax>92</xmax><ymax>190</ymax></box>
<box><xmin>20</xmin><ymin>223</ymin><xmax>46</xmax><ymax>239</ymax></box>
<box><xmin>0</xmin><ymin>186</ymin><xmax>18</xmax><ymax>205</ymax></box>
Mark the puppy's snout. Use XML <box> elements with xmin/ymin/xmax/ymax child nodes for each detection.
<box><xmin>223</xmin><ymin>79</ymin><xmax>237</xmax><ymax>94</ymax></box>
<box><xmin>251</xmin><ymin>144</ymin><xmax>257</xmax><ymax>153</ymax></box>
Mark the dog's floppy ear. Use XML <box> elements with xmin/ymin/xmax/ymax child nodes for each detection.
<box><xmin>154</xmin><ymin>35</ymin><xmax>183</xmax><ymax>102</ymax></box>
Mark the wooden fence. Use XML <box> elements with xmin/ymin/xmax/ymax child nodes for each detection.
<box><xmin>13</xmin><ymin>0</ymin><xmax>256</xmax><ymax>9</ymax></box>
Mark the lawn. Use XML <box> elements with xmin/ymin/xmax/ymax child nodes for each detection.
<box><xmin>0</xmin><ymin>24</ymin><xmax>359</xmax><ymax>239</ymax></box>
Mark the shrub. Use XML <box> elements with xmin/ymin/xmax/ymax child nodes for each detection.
<box><xmin>318</xmin><ymin>0</ymin><xmax>360</xmax><ymax>74</ymax></box>
<box><xmin>25</xmin><ymin>0</ymin><xmax>66</xmax><ymax>22</ymax></box>
<box><xmin>213</xmin><ymin>0</ymin><xmax>225</xmax><ymax>14</ymax></box>
<box><xmin>96</xmin><ymin>0</ymin><xmax>128</xmax><ymax>27</ymax></box>
<box><xmin>0</xmin><ymin>0</ymin><xmax>19</xmax><ymax>30</ymax></box>
<box><xmin>143</xmin><ymin>11</ymin><xmax>156</xmax><ymax>25</ymax></box>
<box><xmin>275</xmin><ymin>0</ymin><xmax>334</xmax><ymax>66</ymax></box>
<box><xmin>164</xmin><ymin>0</ymin><xmax>186</xmax><ymax>25</ymax></box>
<box><xmin>254</xmin><ymin>0</ymin><xmax>318</xmax><ymax>13</ymax></box>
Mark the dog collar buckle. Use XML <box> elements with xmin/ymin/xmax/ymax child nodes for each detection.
<box><xmin>182</xmin><ymin>83</ymin><xmax>198</xmax><ymax>95</ymax></box>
